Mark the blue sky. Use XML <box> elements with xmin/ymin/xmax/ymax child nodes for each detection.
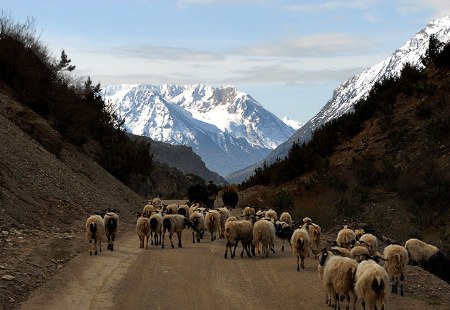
<box><xmin>1</xmin><ymin>1</ymin><xmax>450</xmax><ymax>124</ymax></box>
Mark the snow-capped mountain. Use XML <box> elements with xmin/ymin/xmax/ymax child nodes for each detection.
<box><xmin>226</xmin><ymin>15</ymin><xmax>450</xmax><ymax>183</ymax></box>
<box><xmin>282</xmin><ymin>117</ymin><xmax>302</xmax><ymax>130</ymax></box>
<box><xmin>103</xmin><ymin>84</ymin><xmax>295</xmax><ymax>176</ymax></box>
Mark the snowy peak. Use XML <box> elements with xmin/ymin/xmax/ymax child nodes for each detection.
<box><xmin>281</xmin><ymin>15</ymin><xmax>450</xmax><ymax>154</ymax></box>
<box><xmin>104</xmin><ymin>84</ymin><xmax>295</xmax><ymax>176</ymax></box>
<box><xmin>227</xmin><ymin>15</ymin><xmax>450</xmax><ymax>183</ymax></box>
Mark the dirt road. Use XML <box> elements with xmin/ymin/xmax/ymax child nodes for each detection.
<box><xmin>19</xmin><ymin>209</ymin><xmax>450</xmax><ymax>310</ymax></box>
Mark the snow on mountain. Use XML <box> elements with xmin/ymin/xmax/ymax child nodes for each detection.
<box><xmin>104</xmin><ymin>84</ymin><xmax>295</xmax><ymax>176</ymax></box>
<box><xmin>282</xmin><ymin>117</ymin><xmax>302</xmax><ymax>130</ymax></box>
<box><xmin>226</xmin><ymin>15</ymin><xmax>450</xmax><ymax>183</ymax></box>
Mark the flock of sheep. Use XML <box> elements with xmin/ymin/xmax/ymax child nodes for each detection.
<box><xmin>85</xmin><ymin>199</ymin><xmax>450</xmax><ymax>310</ymax></box>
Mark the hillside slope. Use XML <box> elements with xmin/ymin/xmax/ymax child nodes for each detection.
<box><xmin>238</xmin><ymin>60</ymin><xmax>450</xmax><ymax>253</ymax></box>
<box><xmin>0</xmin><ymin>82</ymin><xmax>145</xmax><ymax>307</ymax></box>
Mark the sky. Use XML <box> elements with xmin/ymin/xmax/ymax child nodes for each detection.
<box><xmin>1</xmin><ymin>1</ymin><xmax>450</xmax><ymax>124</ymax></box>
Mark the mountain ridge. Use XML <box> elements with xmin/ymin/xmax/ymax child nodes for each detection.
<box><xmin>227</xmin><ymin>15</ymin><xmax>450</xmax><ymax>184</ymax></box>
<box><xmin>104</xmin><ymin>84</ymin><xmax>295</xmax><ymax>176</ymax></box>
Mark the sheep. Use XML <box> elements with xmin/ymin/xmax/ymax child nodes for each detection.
<box><xmin>243</xmin><ymin>206</ymin><xmax>256</xmax><ymax>220</ymax></box>
<box><xmin>336</xmin><ymin>225</ymin><xmax>356</xmax><ymax>249</ymax></box>
<box><xmin>85</xmin><ymin>215</ymin><xmax>104</xmax><ymax>256</ymax></box>
<box><xmin>142</xmin><ymin>203</ymin><xmax>154</xmax><ymax>216</ymax></box>
<box><xmin>189</xmin><ymin>210</ymin><xmax>205</xmax><ymax>243</ymax></box>
<box><xmin>265</xmin><ymin>209</ymin><xmax>278</xmax><ymax>221</ymax></box>
<box><xmin>152</xmin><ymin>197</ymin><xmax>163</xmax><ymax>210</ymax></box>
<box><xmin>359</xmin><ymin>233</ymin><xmax>379</xmax><ymax>256</ymax></box>
<box><xmin>330</xmin><ymin>246</ymin><xmax>352</xmax><ymax>258</ymax></box>
<box><xmin>279</xmin><ymin>212</ymin><xmax>293</xmax><ymax>227</ymax></box>
<box><xmin>224</xmin><ymin>220</ymin><xmax>254</xmax><ymax>259</ymax></box>
<box><xmin>322</xmin><ymin>253</ymin><xmax>358</xmax><ymax>310</ymax></box>
<box><xmin>104</xmin><ymin>211</ymin><xmax>119</xmax><ymax>251</ymax></box>
<box><xmin>383</xmin><ymin>244</ymin><xmax>408</xmax><ymax>295</ymax></box>
<box><xmin>404</xmin><ymin>238</ymin><xmax>439</xmax><ymax>267</ymax></box>
<box><xmin>302</xmin><ymin>222</ymin><xmax>321</xmax><ymax>259</ymax></box>
<box><xmin>205</xmin><ymin>210</ymin><xmax>221</xmax><ymax>241</ymax></box>
<box><xmin>136</xmin><ymin>215</ymin><xmax>150</xmax><ymax>249</ymax></box>
<box><xmin>226</xmin><ymin>216</ymin><xmax>238</xmax><ymax>222</ymax></box>
<box><xmin>177</xmin><ymin>204</ymin><xmax>190</xmax><ymax>219</ymax></box>
<box><xmin>274</xmin><ymin>220</ymin><xmax>294</xmax><ymax>252</ymax></box>
<box><xmin>217</xmin><ymin>207</ymin><xmax>230</xmax><ymax>238</ymax></box>
<box><xmin>290</xmin><ymin>227</ymin><xmax>310</xmax><ymax>270</ymax></box>
<box><xmin>253</xmin><ymin>219</ymin><xmax>276</xmax><ymax>258</ymax></box>
<box><xmin>355</xmin><ymin>228</ymin><xmax>365</xmax><ymax>240</ymax></box>
<box><xmin>149</xmin><ymin>212</ymin><xmax>163</xmax><ymax>246</ymax></box>
<box><xmin>162</xmin><ymin>214</ymin><xmax>189</xmax><ymax>248</ymax></box>
<box><xmin>355</xmin><ymin>259</ymin><xmax>390</xmax><ymax>310</ymax></box>
<box><xmin>351</xmin><ymin>245</ymin><xmax>370</xmax><ymax>263</ymax></box>
<box><xmin>165</xmin><ymin>203</ymin><xmax>179</xmax><ymax>214</ymax></box>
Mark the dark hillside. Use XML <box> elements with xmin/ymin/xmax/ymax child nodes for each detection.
<box><xmin>239</xmin><ymin>39</ymin><xmax>450</xmax><ymax>252</ymax></box>
<box><xmin>131</xmin><ymin>134</ymin><xmax>225</xmax><ymax>184</ymax></box>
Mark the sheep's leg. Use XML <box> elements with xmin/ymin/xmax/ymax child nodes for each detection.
<box><xmin>224</xmin><ymin>243</ymin><xmax>229</xmax><ymax>259</ymax></box>
<box><xmin>170</xmin><ymin>232</ymin><xmax>175</xmax><ymax>248</ymax></box>
<box><xmin>192</xmin><ymin>231</ymin><xmax>196</xmax><ymax>243</ymax></box>
<box><xmin>177</xmin><ymin>231</ymin><xmax>182</xmax><ymax>248</ymax></box>
<box><xmin>161</xmin><ymin>232</ymin><xmax>165</xmax><ymax>249</ymax></box>
<box><xmin>243</xmin><ymin>241</ymin><xmax>252</xmax><ymax>258</ymax></box>
<box><xmin>296</xmin><ymin>253</ymin><xmax>300</xmax><ymax>271</ymax></box>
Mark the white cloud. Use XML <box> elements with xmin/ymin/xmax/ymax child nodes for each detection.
<box><xmin>285</xmin><ymin>0</ymin><xmax>374</xmax><ymax>12</ymax></box>
<box><xmin>236</xmin><ymin>33</ymin><xmax>372</xmax><ymax>58</ymax></box>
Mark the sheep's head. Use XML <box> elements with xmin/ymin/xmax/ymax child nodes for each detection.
<box><xmin>319</xmin><ymin>248</ymin><xmax>330</xmax><ymax>266</ymax></box>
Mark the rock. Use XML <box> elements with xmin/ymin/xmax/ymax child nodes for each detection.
<box><xmin>2</xmin><ymin>275</ymin><xmax>15</xmax><ymax>281</ymax></box>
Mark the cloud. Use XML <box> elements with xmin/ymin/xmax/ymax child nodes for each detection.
<box><xmin>224</xmin><ymin>64</ymin><xmax>365</xmax><ymax>85</ymax></box>
<box><xmin>236</xmin><ymin>33</ymin><xmax>373</xmax><ymax>58</ymax></box>
<box><xmin>396</xmin><ymin>0</ymin><xmax>450</xmax><ymax>16</ymax></box>
<box><xmin>285</xmin><ymin>0</ymin><xmax>374</xmax><ymax>12</ymax></box>
<box><xmin>106</xmin><ymin>44</ymin><xmax>224</xmax><ymax>61</ymax></box>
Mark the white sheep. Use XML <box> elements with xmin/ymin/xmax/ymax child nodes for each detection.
<box><xmin>205</xmin><ymin>210</ymin><xmax>221</xmax><ymax>241</ymax></box>
<box><xmin>359</xmin><ymin>233</ymin><xmax>379</xmax><ymax>256</ymax></box>
<box><xmin>85</xmin><ymin>215</ymin><xmax>104</xmax><ymax>256</ymax></box>
<box><xmin>383</xmin><ymin>244</ymin><xmax>408</xmax><ymax>296</ymax></box>
<box><xmin>142</xmin><ymin>203</ymin><xmax>154</xmax><ymax>216</ymax></box>
<box><xmin>355</xmin><ymin>259</ymin><xmax>390</xmax><ymax>310</ymax></box>
<box><xmin>404</xmin><ymin>238</ymin><xmax>439</xmax><ymax>267</ymax></box>
<box><xmin>226</xmin><ymin>216</ymin><xmax>238</xmax><ymax>222</ymax></box>
<box><xmin>152</xmin><ymin>197</ymin><xmax>163</xmax><ymax>210</ymax></box>
<box><xmin>162</xmin><ymin>214</ymin><xmax>189</xmax><ymax>248</ymax></box>
<box><xmin>330</xmin><ymin>246</ymin><xmax>352</xmax><ymax>258</ymax></box>
<box><xmin>189</xmin><ymin>210</ymin><xmax>205</xmax><ymax>243</ymax></box>
<box><xmin>217</xmin><ymin>207</ymin><xmax>230</xmax><ymax>238</ymax></box>
<box><xmin>302</xmin><ymin>222</ymin><xmax>321</xmax><ymax>259</ymax></box>
<box><xmin>290</xmin><ymin>227</ymin><xmax>310</xmax><ymax>270</ymax></box>
<box><xmin>177</xmin><ymin>204</ymin><xmax>190</xmax><ymax>219</ymax></box>
<box><xmin>351</xmin><ymin>245</ymin><xmax>370</xmax><ymax>263</ymax></box>
<box><xmin>279</xmin><ymin>212</ymin><xmax>293</xmax><ymax>227</ymax></box>
<box><xmin>149</xmin><ymin>212</ymin><xmax>163</xmax><ymax>246</ymax></box>
<box><xmin>104</xmin><ymin>211</ymin><xmax>119</xmax><ymax>251</ymax></box>
<box><xmin>253</xmin><ymin>219</ymin><xmax>276</xmax><ymax>258</ymax></box>
<box><xmin>243</xmin><ymin>206</ymin><xmax>256</xmax><ymax>221</ymax></box>
<box><xmin>265</xmin><ymin>209</ymin><xmax>278</xmax><ymax>221</ymax></box>
<box><xmin>322</xmin><ymin>255</ymin><xmax>358</xmax><ymax>310</ymax></box>
<box><xmin>355</xmin><ymin>228</ymin><xmax>365</xmax><ymax>240</ymax></box>
<box><xmin>224</xmin><ymin>220</ymin><xmax>254</xmax><ymax>259</ymax></box>
<box><xmin>165</xmin><ymin>203</ymin><xmax>179</xmax><ymax>214</ymax></box>
<box><xmin>336</xmin><ymin>225</ymin><xmax>356</xmax><ymax>249</ymax></box>
<box><xmin>136</xmin><ymin>215</ymin><xmax>150</xmax><ymax>249</ymax></box>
